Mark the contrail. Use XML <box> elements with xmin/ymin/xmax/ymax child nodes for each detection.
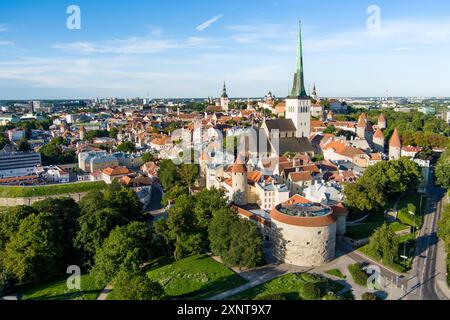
<box><xmin>196</xmin><ymin>14</ymin><xmax>224</xmax><ymax>31</ymax></box>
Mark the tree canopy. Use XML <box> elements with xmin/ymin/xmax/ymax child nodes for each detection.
<box><xmin>344</xmin><ymin>158</ymin><xmax>422</xmax><ymax>212</ymax></box>
<box><xmin>91</xmin><ymin>222</ymin><xmax>153</xmax><ymax>286</ymax></box>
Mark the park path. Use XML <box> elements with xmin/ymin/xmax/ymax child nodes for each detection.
<box><xmin>206</xmin><ymin>263</ymin><xmax>313</xmax><ymax>300</ymax></box>
<box><xmin>97</xmin><ymin>285</ymin><xmax>113</xmax><ymax>301</ymax></box>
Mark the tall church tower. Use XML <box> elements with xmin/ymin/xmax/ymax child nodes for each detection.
<box><xmin>220</xmin><ymin>82</ymin><xmax>229</xmax><ymax>112</ymax></box>
<box><xmin>285</xmin><ymin>21</ymin><xmax>311</xmax><ymax>138</ymax></box>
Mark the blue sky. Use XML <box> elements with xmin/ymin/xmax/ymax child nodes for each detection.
<box><xmin>0</xmin><ymin>0</ymin><xmax>449</xmax><ymax>99</ymax></box>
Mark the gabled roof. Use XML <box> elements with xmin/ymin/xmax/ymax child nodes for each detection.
<box><xmin>102</xmin><ymin>166</ymin><xmax>130</xmax><ymax>176</ymax></box>
<box><xmin>289</xmin><ymin>171</ymin><xmax>312</xmax><ymax>182</ymax></box>
<box><xmin>264</xmin><ymin>119</ymin><xmax>297</xmax><ymax>133</ymax></box>
<box><xmin>277</xmin><ymin>137</ymin><xmax>314</xmax><ymax>155</ymax></box>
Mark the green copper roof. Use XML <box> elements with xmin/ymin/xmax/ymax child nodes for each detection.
<box><xmin>221</xmin><ymin>82</ymin><xmax>228</xmax><ymax>98</ymax></box>
<box><xmin>289</xmin><ymin>21</ymin><xmax>309</xmax><ymax>99</ymax></box>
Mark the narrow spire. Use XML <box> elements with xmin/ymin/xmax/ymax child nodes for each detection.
<box><xmin>221</xmin><ymin>81</ymin><xmax>228</xmax><ymax>98</ymax></box>
<box><xmin>289</xmin><ymin>21</ymin><xmax>308</xmax><ymax>99</ymax></box>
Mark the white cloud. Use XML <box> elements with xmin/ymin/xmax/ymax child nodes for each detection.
<box><xmin>196</xmin><ymin>15</ymin><xmax>223</xmax><ymax>31</ymax></box>
<box><xmin>0</xmin><ymin>41</ymin><xmax>14</xmax><ymax>46</ymax></box>
<box><xmin>54</xmin><ymin>35</ymin><xmax>216</xmax><ymax>55</ymax></box>
<box><xmin>306</xmin><ymin>17</ymin><xmax>450</xmax><ymax>52</ymax></box>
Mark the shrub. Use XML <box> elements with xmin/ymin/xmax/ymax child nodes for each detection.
<box><xmin>300</xmin><ymin>282</ymin><xmax>320</xmax><ymax>300</ymax></box>
<box><xmin>111</xmin><ymin>271</ymin><xmax>165</xmax><ymax>300</ymax></box>
<box><xmin>300</xmin><ymin>273</ymin><xmax>322</xmax><ymax>283</ymax></box>
<box><xmin>348</xmin><ymin>263</ymin><xmax>369</xmax><ymax>287</ymax></box>
<box><xmin>254</xmin><ymin>293</ymin><xmax>287</xmax><ymax>300</ymax></box>
<box><xmin>361</xmin><ymin>292</ymin><xmax>378</xmax><ymax>300</ymax></box>
<box><xmin>322</xmin><ymin>292</ymin><xmax>341</xmax><ymax>300</ymax></box>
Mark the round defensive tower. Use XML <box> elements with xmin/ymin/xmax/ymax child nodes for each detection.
<box><xmin>270</xmin><ymin>196</ymin><xmax>337</xmax><ymax>267</ymax></box>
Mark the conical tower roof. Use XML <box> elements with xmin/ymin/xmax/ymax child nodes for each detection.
<box><xmin>389</xmin><ymin>128</ymin><xmax>402</xmax><ymax>148</ymax></box>
<box><xmin>231</xmin><ymin>155</ymin><xmax>247</xmax><ymax>173</ymax></box>
<box><xmin>357</xmin><ymin>114</ymin><xmax>367</xmax><ymax>127</ymax></box>
<box><xmin>289</xmin><ymin>21</ymin><xmax>308</xmax><ymax>99</ymax></box>
<box><xmin>374</xmin><ymin>128</ymin><xmax>384</xmax><ymax>139</ymax></box>
<box><xmin>378</xmin><ymin>113</ymin><xmax>386</xmax><ymax>123</ymax></box>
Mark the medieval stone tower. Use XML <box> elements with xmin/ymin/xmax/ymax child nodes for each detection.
<box><xmin>231</xmin><ymin>156</ymin><xmax>248</xmax><ymax>206</ymax></box>
<box><xmin>378</xmin><ymin>114</ymin><xmax>387</xmax><ymax>130</ymax></box>
<box><xmin>356</xmin><ymin>113</ymin><xmax>367</xmax><ymax>139</ymax></box>
<box><xmin>373</xmin><ymin>128</ymin><xmax>385</xmax><ymax>153</ymax></box>
<box><xmin>389</xmin><ymin>128</ymin><xmax>402</xmax><ymax>160</ymax></box>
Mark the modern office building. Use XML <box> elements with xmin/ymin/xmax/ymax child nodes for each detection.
<box><xmin>0</xmin><ymin>150</ymin><xmax>42</xmax><ymax>179</ymax></box>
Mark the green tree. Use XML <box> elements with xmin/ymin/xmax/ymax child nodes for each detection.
<box><xmin>208</xmin><ymin>208</ymin><xmax>236</xmax><ymax>258</ymax></box>
<box><xmin>166</xmin><ymin>195</ymin><xmax>203</xmax><ymax>260</ymax></box>
<box><xmin>162</xmin><ymin>185</ymin><xmax>188</xmax><ymax>206</ymax></box>
<box><xmin>103</xmin><ymin>185</ymin><xmax>143</xmax><ymax>221</ymax></box>
<box><xmin>438</xmin><ymin>205</ymin><xmax>450</xmax><ymax>253</ymax></box>
<box><xmin>3</xmin><ymin>213</ymin><xmax>64</xmax><ymax>283</ymax></box>
<box><xmin>17</xmin><ymin>137</ymin><xmax>31</xmax><ymax>152</ymax></box>
<box><xmin>193</xmin><ymin>188</ymin><xmax>228</xmax><ymax>231</ymax></box>
<box><xmin>300</xmin><ymin>282</ymin><xmax>321</xmax><ymax>300</ymax></box>
<box><xmin>117</xmin><ymin>141</ymin><xmax>135</xmax><ymax>153</ymax></box>
<box><xmin>224</xmin><ymin>217</ymin><xmax>264</xmax><ymax>269</ymax></box>
<box><xmin>158</xmin><ymin>160</ymin><xmax>180</xmax><ymax>190</ymax></box>
<box><xmin>436</xmin><ymin>149</ymin><xmax>450</xmax><ymax>188</ymax></box>
<box><xmin>111</xmin><ymin>271</ymin><xmax>164</xmax><ymax>300</ymax></box>
<box><xmin>0</xmin><ymin>206</ymin><xmax>37</xmax><ymax>251</ymax></box>
<box><xmin>209</xmin><ymin>208</ymin><xmax>264</xmax><ymax>269</ymax></box>
<box><xmin>0</xmin><ymin>269</ymin><xmax>15</xmax><ymax>296</ymax></box>
<box><xmin>78</xmin><ymin>190</ymin><xmax>107</xmax><ymax>214</ymax></box>
<box><xmin>0</xmin><ymin>135</ymin><xmax>9</xmax><ymax>150</ymax></box>
<box><xmin>109</xmin><ymin>127</ymin><xmax>120</xmax><ymax>139</ymax></box>
<box><xmin>178</xmin><ymin>164</ymin><xmax>198</xmax><ymax>192</ymax></box>
<box><xmin>367</xmin><ymin>224</ymin><xmax>399</xmax><ymax>265</ymax></box>
<box><xmin>91</xmin><ymin>222</ymin><xmax>152</xmax><ymax>286</ymax></box>
<box><xmin>74</xmin><ymin>208</ymin><xmax>128</xmax><ymax>265</ymax></box>
<box><xmin>343</xmin><ymin>181</ymin><xmax>385</xmax><ymax>212</ymax></box>
<box><xmin>141</xmin><ymin>152</ymin><xmax>155</xmax><ymax>163</ymax></box>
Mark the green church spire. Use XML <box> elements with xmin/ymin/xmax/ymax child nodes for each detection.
<box><xmin>221</xmin><ymin>81</ymin><xmax>228</xmax><ymax>98</ymax></box>
<box><xmin>289</xmin><ymin>21</ymin><xmax>308</xmax><ymax>99</ymax></box>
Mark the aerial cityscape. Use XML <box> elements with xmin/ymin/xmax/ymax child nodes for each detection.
<box><xmin>0</xmin><ymin>0</ymin><xmax>449</xmax><ymax>310</ymax></box>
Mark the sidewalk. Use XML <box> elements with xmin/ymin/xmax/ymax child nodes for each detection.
<box><xmin>97</xmin><ymin>285</ymin><xmax>113</xmax><ymax>301</ymax></box>
<box><xmin>436</xmin><ymin>240</ymin><xmax>450</xmax><ymax>299</ymax></box>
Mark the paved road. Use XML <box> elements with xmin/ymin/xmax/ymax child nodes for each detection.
<box><xmin>401</xmin><ymin>167</ymin><xmax>447</xmax><ymax>300</ymax></box>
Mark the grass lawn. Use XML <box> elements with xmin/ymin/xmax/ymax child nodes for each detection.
<box><xmin>145</xmin><ymin>254</ymin><xmax>247</xmax><ymax>300</ymax></box>
<box><xmin>0</xmin><ymin>181</ymin><xmax>107</xmax><ymax>198</ymax></box>
<box><xmin>325</xmin><ymin>269</ymin><xmax>346</xmax><ymax>279</ymax></box>
<box><xmin>19</xmin><ymin>274</ymin><xmax>103</xmax><ymax>300</ymax></box>
<box><xmin>229</xmin><ymin>273</ymin><xmax>346</xmax><ymax>300</ymax></box>
<box><xmin>397</xmin><ymin>193</ymin><xmax>427</xmax><ymax>215</ymax></box>
<box><xmin>346</xmin><ymin>216</ymin><xmax>410</xmax><ymax>240</ymax></box>
<box><xmin>358</xmin><ymin>243</ymin><xmax>413</xmax><ymax>273</ymax></box>
<box><xmin>346</xmin><ymin>222</ymin><xmax>384</xmax><ymax>240</ymax></box>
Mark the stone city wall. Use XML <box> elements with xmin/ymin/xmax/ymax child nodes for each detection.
<box><xmin>0</xmin><ymin>193</ymin><xmax>87</xmax><ymax>207</ymax></box>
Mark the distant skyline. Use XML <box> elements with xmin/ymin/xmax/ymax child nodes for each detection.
<box><xmin>0</xmin><ymin>0</ymin><xmax>449</xmax><ymax>99</ymax></box>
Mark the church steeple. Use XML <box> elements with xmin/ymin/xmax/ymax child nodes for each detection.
<box><xmin>221</xmin><ymin>81</ymin><xmax>228</xmax><ymax>98</ymax></box>
<box><xmin>289</xmin><ymin>21</ymin><xmax>308</xmax><ymax>99</ymax></box>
